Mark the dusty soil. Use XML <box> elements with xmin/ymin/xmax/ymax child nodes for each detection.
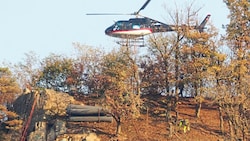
<box><xmin>68</xmin><ymin>96</ymin><xmax>229</xmax><ymax>141</ymax></box>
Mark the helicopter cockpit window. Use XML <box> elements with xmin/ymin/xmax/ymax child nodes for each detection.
<box><xmin>132</xmin><ymin>25</ymin><xmax>140</xmax><ymax>29</ymax></box>
<box><xmin>129</xmin><ymin>18</ymin><xmax>149</xmax><ymax>29</ymax></box>
<box><xmin>113</xmin><ymin>21</ymin><xmax>128</xmax><ymax>31</ymax></box>
<box><xmin>113</xmin><ymin>25</ymin><xmax>119</xmax><ymax>30</ymax></box>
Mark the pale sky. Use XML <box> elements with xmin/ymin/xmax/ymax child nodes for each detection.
<box><xmin>0</xmin><ymin>0</ymin><xmax>229</xmax><ymax>64</ymax></box>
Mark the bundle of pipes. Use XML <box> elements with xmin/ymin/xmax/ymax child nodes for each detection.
<box><xmin>66</xmin><ymin>104</ymin><xmax>113</xmax><ymax>122</ymax></box>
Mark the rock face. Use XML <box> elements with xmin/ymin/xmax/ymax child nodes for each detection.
<box><xmin>27</xmin><ymin>120</ymin><xmax>101</xmax><ymax>141</ymax></box>
<box><xmin>13</xmin><ymin>89</ymin><xmax>102</xmax><ymax>141</ymax></box>
<box><xmin>13</xmin><ymin>89</ymin><xmax>77</xmax><ymax>118</ymax></box>
<box><xmin>56</xmin><ymin>132</ymin><xmax>100</xmax><ymax>141</ymax></box>
<box><xmin>12</xmin><ymin>89</ymin><xmax>78</xmax><ymax>139</ymax></box>
<box><xmin>27</xmin><ymin>122</ymin><xmax>46</xmax><ymax>141</ymax></box>
<box><xmin>47</xmin><ymin>119</ymin><xmax>67</xmax><ymax>141</ymax></box>
<box><xmin>13</xmin><ymin>91</ymin><xmax>45</xmax><ymax>134</ymax></box>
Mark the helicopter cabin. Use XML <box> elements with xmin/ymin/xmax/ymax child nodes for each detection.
<box><xmin>113</xmin><ymin>18</ymin><xmax>151</xmax><ymax>30</ymax></box>
<box><xmin>128</xmin><ymin>18</ymin><xmax>151</xmax><ymax>29</ymax></box>
<box><xmin>105</xmin><ymin>17</ymin><xmax>153</xmax><ymax>38</ymax></box>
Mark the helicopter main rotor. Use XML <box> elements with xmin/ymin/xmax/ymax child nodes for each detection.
<box><xmin>86</xmin><ymin>0</ymin><xmax>151</xmax><ymax>17</ymax></box>
<box><xmin>135</xmin><ymin>0</ymin><xmax>151</xmax><ymax>15</ymax></box>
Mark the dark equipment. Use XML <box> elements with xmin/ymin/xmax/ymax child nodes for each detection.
<box><xmin>87</xmin><ymin>0</ymin><xmax>211</xmax><ymax>39</ymax></box>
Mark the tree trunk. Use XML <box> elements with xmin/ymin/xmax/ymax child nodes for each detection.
<box><xmin>232</xmin><ymin>116</ymin><xmax>240</xmax><ymax>140</ymax></box>
<box><xmin>166</xmin><ymin>98</ymin><xmax>172</xmax><ymax>122</ymax></box>
<box><xmin>175</xmin><ymin>110</ymin><xmax>179</xmax><ymax>125</ymax></box>
<box><xmin>116</xmin><ymin>118</ymin><xmax>122</xmax><ymax>136</ymax></box>
<box><xmin>169</xmin><ymin>122</ymin><xmax>173</xmax><ymax>137</ymax></box>
<box><xmin>228</xmin><ymin>119</ymin><xmax>234</xmax><ymax>140</ymax></box>
<box><xmin>195</xmin><ymin>102</ymin><xmax>201</xmax><ymax>118</ymax></box>
<box><xmin>173</xmin><ymin>96</ymin><xmax>179</xmax><ymax>124</ymax></box>
<box><xmin>218</xmin><ymin>104</ymin><xmax>224</xmax><ymax>134</ymax></box>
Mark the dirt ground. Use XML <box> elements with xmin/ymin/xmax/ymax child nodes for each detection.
<box><xmin>68</xmin><ymin>96</ymin><xmax>229</xmax><ymax>141</ymax></box>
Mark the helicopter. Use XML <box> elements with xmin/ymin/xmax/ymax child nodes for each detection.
<box><xmin>87</xmin><ymin>0</ymin><xmax>211</xmax><ymax>39</ymax></box>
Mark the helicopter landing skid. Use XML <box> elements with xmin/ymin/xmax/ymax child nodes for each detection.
<box><xmin>116</xmin><ymin>37</ymin><xmax>145</xmax><ymax>47</ymax></box>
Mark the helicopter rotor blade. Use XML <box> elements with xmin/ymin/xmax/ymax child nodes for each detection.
<box><xmin>87</xmin><ymin>0</ymin><xmax>151</xmax><ymax>16</ymax></box>
<box><xmin>135</xmin><ymin>0</ymin><xmax>151</xmax><ymax>14</ymax></box>
<box><xmin>86</xmin><ymin>13</ymin><xmax>131</xmax><ymax>15</ymax></box>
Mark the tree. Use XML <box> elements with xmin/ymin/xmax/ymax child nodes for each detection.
<box><xmin>71</xmin><ymin>43</ymin><xmax>105</xmax><ymax>95</ymax></box>
<box><xmin>0</xmin><ymin>67</ymin><xmax>22</xmax><ymax>140</ymax></box>
<box><xmin>144</xmin><ymin>33</ymin><xmax>173</xmax><ymax>95</ymax></box>
<box><xmin>146</xmin><ymin>4</ymin><xmax>216</xmax><ymax>137</ymax></box>
<box><xmin>37</xmin><ymin>54</ymin><xmax>74</xmax><ymax>93</ymax></box>
<box><xmin>9</xmin><ymin>51</ymin><xmax>41</xmax><ymax>89</ymax></box>
<box><xmin>221</xmin><ymin>0</ymin><xmax>250</xmax><ymax>140</ymax></box>
<box><xmin>0</xmin><ymin>67</ymin><xmax>21</xmax><ymax>105</ymax></box>
<box><xmin>100</xmin><ymin>46</ymin><xmax>141</xmax><ymax>136</ymax></box>
<box><xmin>183</xmin><ymin>27</ymin><xmax>221</xmax><ymax>118</ymax></box>
<box><xmin>207</xmin><ymin>46</ymin><xmax>227</xmax><ymax>134</ymax></box>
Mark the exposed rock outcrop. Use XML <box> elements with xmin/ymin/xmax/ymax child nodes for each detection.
<box><xmin>13</xmin><ymin>89</ymin><xmax>79</xmax><ymax>138</ymax></box>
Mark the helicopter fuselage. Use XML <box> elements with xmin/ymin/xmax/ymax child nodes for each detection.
<box><xmin>88</xmin><ymin>0</ymin><xmax>210</xmax><ymax>39</ymax></box>
<box><xmin>105</xmin><ymin>27</ymin><xmax>153</xmax><ymax>38</ymax></box>
<box><xmin>105</xmin><ymin>14</ymin><xmax>210</xmax><ymax>39</ymax></box>
<box><xmin>105</xmin><ymin>17</ymin><xmax>172</xmax><ymax>39</ymax></box>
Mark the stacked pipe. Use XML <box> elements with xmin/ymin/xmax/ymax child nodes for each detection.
<box><xmin>66</xmin><ymin>104</ymin><xmax>113</xmax><ymax>122</ymax></box>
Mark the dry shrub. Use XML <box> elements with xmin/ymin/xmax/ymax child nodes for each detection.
<box><xmin>42</xmin><ymin>89</ymin><xmax>78</xmax><ymax>116</ymax></box>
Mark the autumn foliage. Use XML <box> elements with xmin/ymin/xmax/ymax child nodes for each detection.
<box><xmin>0</xmin><ymin>1</ymin><xmax>250</xmax><ymax>140</ymax></box>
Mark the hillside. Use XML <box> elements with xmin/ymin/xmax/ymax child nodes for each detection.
<box><xmin>4</xmin><ymin>89</ymin><xmax>245</xmax><ymax>141</ymax></box>
<box><xmin>73</xmin><ymin>96</ymin><xmax>227</xmax><ymax>141</ymax></box>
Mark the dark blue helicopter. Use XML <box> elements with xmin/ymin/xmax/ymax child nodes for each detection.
<box><xmin>87</xmin><ymin>0</ymin><xmax>210</xmax><ymax>39</ymax></box>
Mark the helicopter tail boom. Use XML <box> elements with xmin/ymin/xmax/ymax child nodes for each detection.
<box><xmin>198</xmin><ymin>14</ymin><xmax>211</xmax><ymax>32</ymax></box>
